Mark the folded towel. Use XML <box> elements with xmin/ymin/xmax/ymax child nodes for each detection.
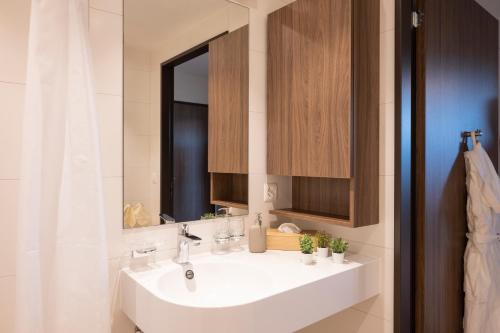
<box><xmin>278</xmin><ymin>223</ymin><xmax>302</xmax><ymax>234</ymax></box>
<box><xmin>123</xmin><ymin>203</ymin><xmax>152</xmax><ymax>228</ymax></box>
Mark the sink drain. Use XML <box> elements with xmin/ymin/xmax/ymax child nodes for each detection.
<box><xmin>185</xmin><ymin>269</ymin><xmax>194</xmax><ymax>280</ymax></box>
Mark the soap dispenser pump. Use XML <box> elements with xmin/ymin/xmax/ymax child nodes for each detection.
<box><xmin>249</xmin><ymin>212</ymin><xmax>267</xmax><ymax>253</ymax></box>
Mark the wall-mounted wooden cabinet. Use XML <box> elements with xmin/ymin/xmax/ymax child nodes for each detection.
<box><xmin>208</xmin><ymin>25</ymin><xmax>249</xmax><ymax>174</ymax></box>
<box><xmin>267</xmin><ymin>0</ymin><xmax>379</xmax><ymax>227</ymax></box>
<box><xmin>208</xmin><ymin>25</ymin><xmax>249</xmax><ymax>209</ymax></box>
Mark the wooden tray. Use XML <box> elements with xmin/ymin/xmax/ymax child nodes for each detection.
<box><xmin>266</xmin><ymin>228</ymin><xmax>317</xmax><ymax>251</ymax></box>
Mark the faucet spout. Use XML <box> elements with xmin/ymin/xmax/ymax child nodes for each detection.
<box><xmin>176</xmin><ymin>224</ymin><xmax>202</xmax><ymax>264</ymax></box>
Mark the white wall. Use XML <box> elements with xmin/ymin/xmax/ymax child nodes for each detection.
<box><xmin>0</xmin><ymin>1</ymin><xmax>30</xmax><ymax>331</ymax></box>
<box><xmin>124</xmin><ymin>44</ymin><xmax>154</xmax><ymax>220</ymax></box>
<box><xmin>0</xmin><ymin>0</ymin><xmax>396</xmax><ymax>332</ymax></box>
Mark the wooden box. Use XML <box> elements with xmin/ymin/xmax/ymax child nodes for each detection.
<box><xmin>266</xmin><ymin>228</ymin><xmax>317</xmax><ymax>251</ymax></box>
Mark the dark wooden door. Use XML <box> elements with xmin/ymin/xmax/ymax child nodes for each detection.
<box><xmin>415</xmin><ymin>0</ymin><xmax>498</xmax><ymax>331</ymax></box>
<box><xmin>173</xmin><ymin>101</ymin><xmax>213</xmax><ymax>222</ymax></box>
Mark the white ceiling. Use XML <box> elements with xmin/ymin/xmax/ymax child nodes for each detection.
<box><xmin>125</xmin><ymin>0</ymin><xmax>231</xmax><ymax>50</ymax></box>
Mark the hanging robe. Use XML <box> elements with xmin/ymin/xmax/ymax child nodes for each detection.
<box><xmin>463</xmin><ymin>134</ymin><xmax>500</xmax><ymax>333</ymax></box>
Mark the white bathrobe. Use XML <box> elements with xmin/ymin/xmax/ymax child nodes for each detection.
<box><xmin>463</xmin><ymin>136</ymin><xmax>500</xmax><ymax>333</ymax></box>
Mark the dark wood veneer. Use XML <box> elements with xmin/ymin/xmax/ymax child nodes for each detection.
<box><xmin>208</xmin><ymin>25</ymin><xmax>249</xmax><ymax>174</ymax></box>
<box><xmin>415</xmin><ymin>0</ymin><xmax>498</xmax><ymax>331</ymax></box>
<box><xmin>267</xmin><ymin>0</ymin><xmax>379</xmax><ymax>228</ymax></box>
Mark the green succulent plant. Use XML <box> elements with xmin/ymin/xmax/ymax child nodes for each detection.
<box><xmin>299</xmin><ymin>234</ymin><xmax>314</xmax><ymax>254</ymax></box>
<box><xmin>201</xmin><ymin>212</ymin><xmax>217</xmax><ymax>219</ymax></box>
<box><xmin>330</xmin><ymin>237</ymin><xmax>349</xmax><ymax>254</ymax></box>
<box><xmin>315</xmin><ymin>231</ymin><xmax>331</xmax><ymax>248</ymax></box>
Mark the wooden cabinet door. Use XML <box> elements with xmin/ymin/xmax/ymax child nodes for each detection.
<box><xmin>208</xmin><ymin>25</ymin><xmax>249</xmax><ymax>174</ymax></box>
<box><xmin>267</xmin><ymin>0</ymin><xmax>352</xmax><ymax>178</ymax></box>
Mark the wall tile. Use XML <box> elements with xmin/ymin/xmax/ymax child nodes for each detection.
<box><xmin>124</xmin><ymin>167</ymin><xmax>151</xmax><ymax>211</ymax></box>
<box><xmin>249</xmin><ymin>112</ymin><xmax>267</xmax><ymax>174</ymax></box>
<box><xmin>104</xmin><ymin>177</ymin><xmax>126</xmax><ymax>259</ymax></box>
<box><xmin>0</xmin><ymin>277</ymin><xmax>15</xmax><ymax>332</ymax></box>
<box><xmin>380</xmin><ymin>30</ymin><xmax>395</xmax><ymax>104</ymax></box>
<box><xmin>90</xmin><ymin>0</ymin><xmax>123</xmax><ymax>15</ymax></box>
<box><xmin>258</xmin><ymin>0</ymin><xmax>287</xmax><ymax>14</ymax></box>
<box><xmin>298</xmin><ymin>307</ymin><xmax>386</xmax><ymax>333</ymax></box>
<box><xmin>90</xmin><ymin>8</ymin><xmax>123</xmax><ymax>96</ymax></box>
<box><xmin>124</xmin><ymin>69</ymin><xmax>150</xmax><ymax>103</ymax></box>
<box><xmin>150</xmin><ymin>103</ymin><xmax>161</xmax><ymax>136</ymax></box>
<box><xmin>124</xmin><ymin>102</ymin><xmax>150</xmax><ymax>136</ymax></box>
<box><xmin>380</xmin><ymin>176</ymin><xmax>395</xmax><ymax>249</ymax></box>
<box><xmin>149</xmin><ymin>70</ymin><xmax>161</xmax><ymax>107</ymax></box>
<box><xmin>249</xmin><ymin>50</ymin><xmax>267</xmax><ymax>113</ymax></box>
<box><xmin>0</xmin><ymin>180</ymin><xmax>18</xmax><ymax>277</ymax></box>
<box><xmin>380</xmin><ymin>102</ymin><xmax>395</xmax><ymax>176</ymax></box>
<box><xmin>0</xmin><ymin>83</ymin><xmax>24</xmax><ymax>179</ymax></box>
<box><xmin>97</xmin><ymin>94</ymin><xmax>123</xmax><ymax>178</ymax></box>
<box><xmin>124</xmin><ymin>46</ymin><xmax>150</xmax><ymax>72</ymax></box>
<box><xmin>249</xmin><ymin>12</ymin><xmax>267</xmax><ymax>53</ymax></box>
<box><xmin>124</xmin><ymin>135</ymin><xmax>150</xmax><ymax>168</ymax></box>
<box><xmin>228</xmin><ymin>2</ymin><xmax>250</xmax><ymax>32</ymax></box>
<box><xmin>353</xmin><ymin>248</ymin><xmax>394</xmax><ymax>321</ymax></box>
<box><xmin>381</xmin><ymin>0</ymin><xmax>395</xmax><ymax>32</ymax></box>
<box><xmin>0</xmin><ymin>0</ymin><xmax>30</xmax><ymax>84</ymax></box>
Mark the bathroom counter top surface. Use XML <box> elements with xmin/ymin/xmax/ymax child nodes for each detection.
<box><xmin>121</xmin><ymin>249</ymin><xmax>380</xmax><ymax>333</ymax></box>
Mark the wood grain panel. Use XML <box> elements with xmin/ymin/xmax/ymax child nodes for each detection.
<box><xmin>352</xmin><ymin>0</ymin><xmax>380</xmax><ymax>227</ymax></box>
<box><xmin>292</xmin><ymin>177</ymin><xmax>351</xmax><ymax>218</ymax></box>
<box><xmin>267</xmin><ymin>6</ymin><xmax>293</xmax><ymax>176</ymax></box>
<box><xmin>210</xmin><ymin>173</ymin><xmax>248</xmax><ymax>208</ymax></box>
<box><xmin>267</xmin><ymin>0</ymin><xmax>352</xmax><ymax>178</ymax></box>
<box><xmin>208</xmin><ymin>25</ymin><xmax>249</xmax><ymax>174</ymax></box>
<box><xmin>293</xmin><ymin>0</ymin><xmax>352</xmax><ymax>178</ymax></box>
<box><xmin>267</xmin><ymin>0</ymin><xmax>380</xmax><ymax>228</ymax></box>
<box><xmin>415</xmin><ymin>0</ymin><xmax>498</xmax><ymax>331</ymax></box>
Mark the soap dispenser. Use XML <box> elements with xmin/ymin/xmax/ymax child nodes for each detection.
<box><xmin>249</xmin><ymin>212</ymin><xmax>267</xmax><ymax>253</ymax></box>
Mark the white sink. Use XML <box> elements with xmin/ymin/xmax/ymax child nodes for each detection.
<box><xmin>120</xmin><ymin>250</ymin><xmax>379</xmax><ymax>333</ymax></box>
<box><xmin>157</xmin><ymin>260</ymin><xmax>274</xmax><ymax>307</ymax></box>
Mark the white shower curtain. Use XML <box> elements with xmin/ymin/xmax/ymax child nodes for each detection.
<box><xmin>16</xmin><ymin>0</ymin><xmax>111</xmax><ymax>332</ymax></box>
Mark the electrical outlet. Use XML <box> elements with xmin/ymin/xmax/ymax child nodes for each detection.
<box><xmin>264</xmin><ymin>183</ymin><xmax>278</xmax><ymax>202</ymax></box>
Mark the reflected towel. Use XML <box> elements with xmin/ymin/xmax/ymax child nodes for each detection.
<box><xmin>124</xmin><ymin>203</ymin><xmax>152</xmax><ymax>228</ymax></box>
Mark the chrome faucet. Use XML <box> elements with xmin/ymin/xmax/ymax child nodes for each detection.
<box><xmin>176</xmin><ymin>224</ymin><xmax>202</xmax><ymax>264</ymax></box>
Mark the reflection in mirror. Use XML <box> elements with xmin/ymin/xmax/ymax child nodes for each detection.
<box><xmin>124</xmin><ymin>0</ymin><xmax>249</xmax><ymax>229</ymax></box>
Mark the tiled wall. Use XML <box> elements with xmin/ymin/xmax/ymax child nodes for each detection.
<box><xmin>0</xmin><ymin>0</ymin><xmax>29</xmax><ymax>331</ymax></box>
<box><xmin>123</xmin><ymin>45</ymin><xmax>154</xmax><ymax>220</ymax></box>
<box><xmin>0</xmin><ymin>0</ymin><xmax>396</xmax><ymax>332</ymax></box>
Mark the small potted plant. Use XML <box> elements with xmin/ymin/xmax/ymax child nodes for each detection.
<box><xmin>299</xmin><ymin>234</ymin><xmax>314</xmax><ymax>265</ymax></box>
<box><xmin>330</xmin><ymin>237</ymin><xmax>349</xmax><ymax>264</ymax></box>
<box><xmin>315</xmin><ymin>231</ymin><xmax>331</xmax><ymax>258</ymax></box>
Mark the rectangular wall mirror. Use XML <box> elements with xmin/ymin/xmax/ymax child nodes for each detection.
<box><xmin>123</xmin><ymin>0</ymin><xmax>249</xmax><ymax>229</ymax></box>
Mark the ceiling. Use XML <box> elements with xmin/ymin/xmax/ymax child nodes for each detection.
<box><xmin>125</xmin><ymin>0</ymin><xmax>232</xmax><ymax>50</ymax></box>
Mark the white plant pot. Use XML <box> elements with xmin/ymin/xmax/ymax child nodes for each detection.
<box><xmin>317</xmin><ymin>247</ymin><xmax>329</xmax><ymax>258</ymax></box>
<box><xmin>302</xmin><ymin>253</ymin><xmax>314</xmax><ymax>265</ymax></box>
<box><xmin>332</xmin><ymin>252</ymin><xmax>345</xmax><ymax>264</ymax></box>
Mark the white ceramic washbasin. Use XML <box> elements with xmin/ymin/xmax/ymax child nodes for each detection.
<box><xmin>120</xmin><ymin>250</ymin><xmax>380</xmax><ymax>333</ymax></box>
<box><xmin>157</xmin><ymin>260</ymin><xmax>274</xmax><ymax>307</ymax></box>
